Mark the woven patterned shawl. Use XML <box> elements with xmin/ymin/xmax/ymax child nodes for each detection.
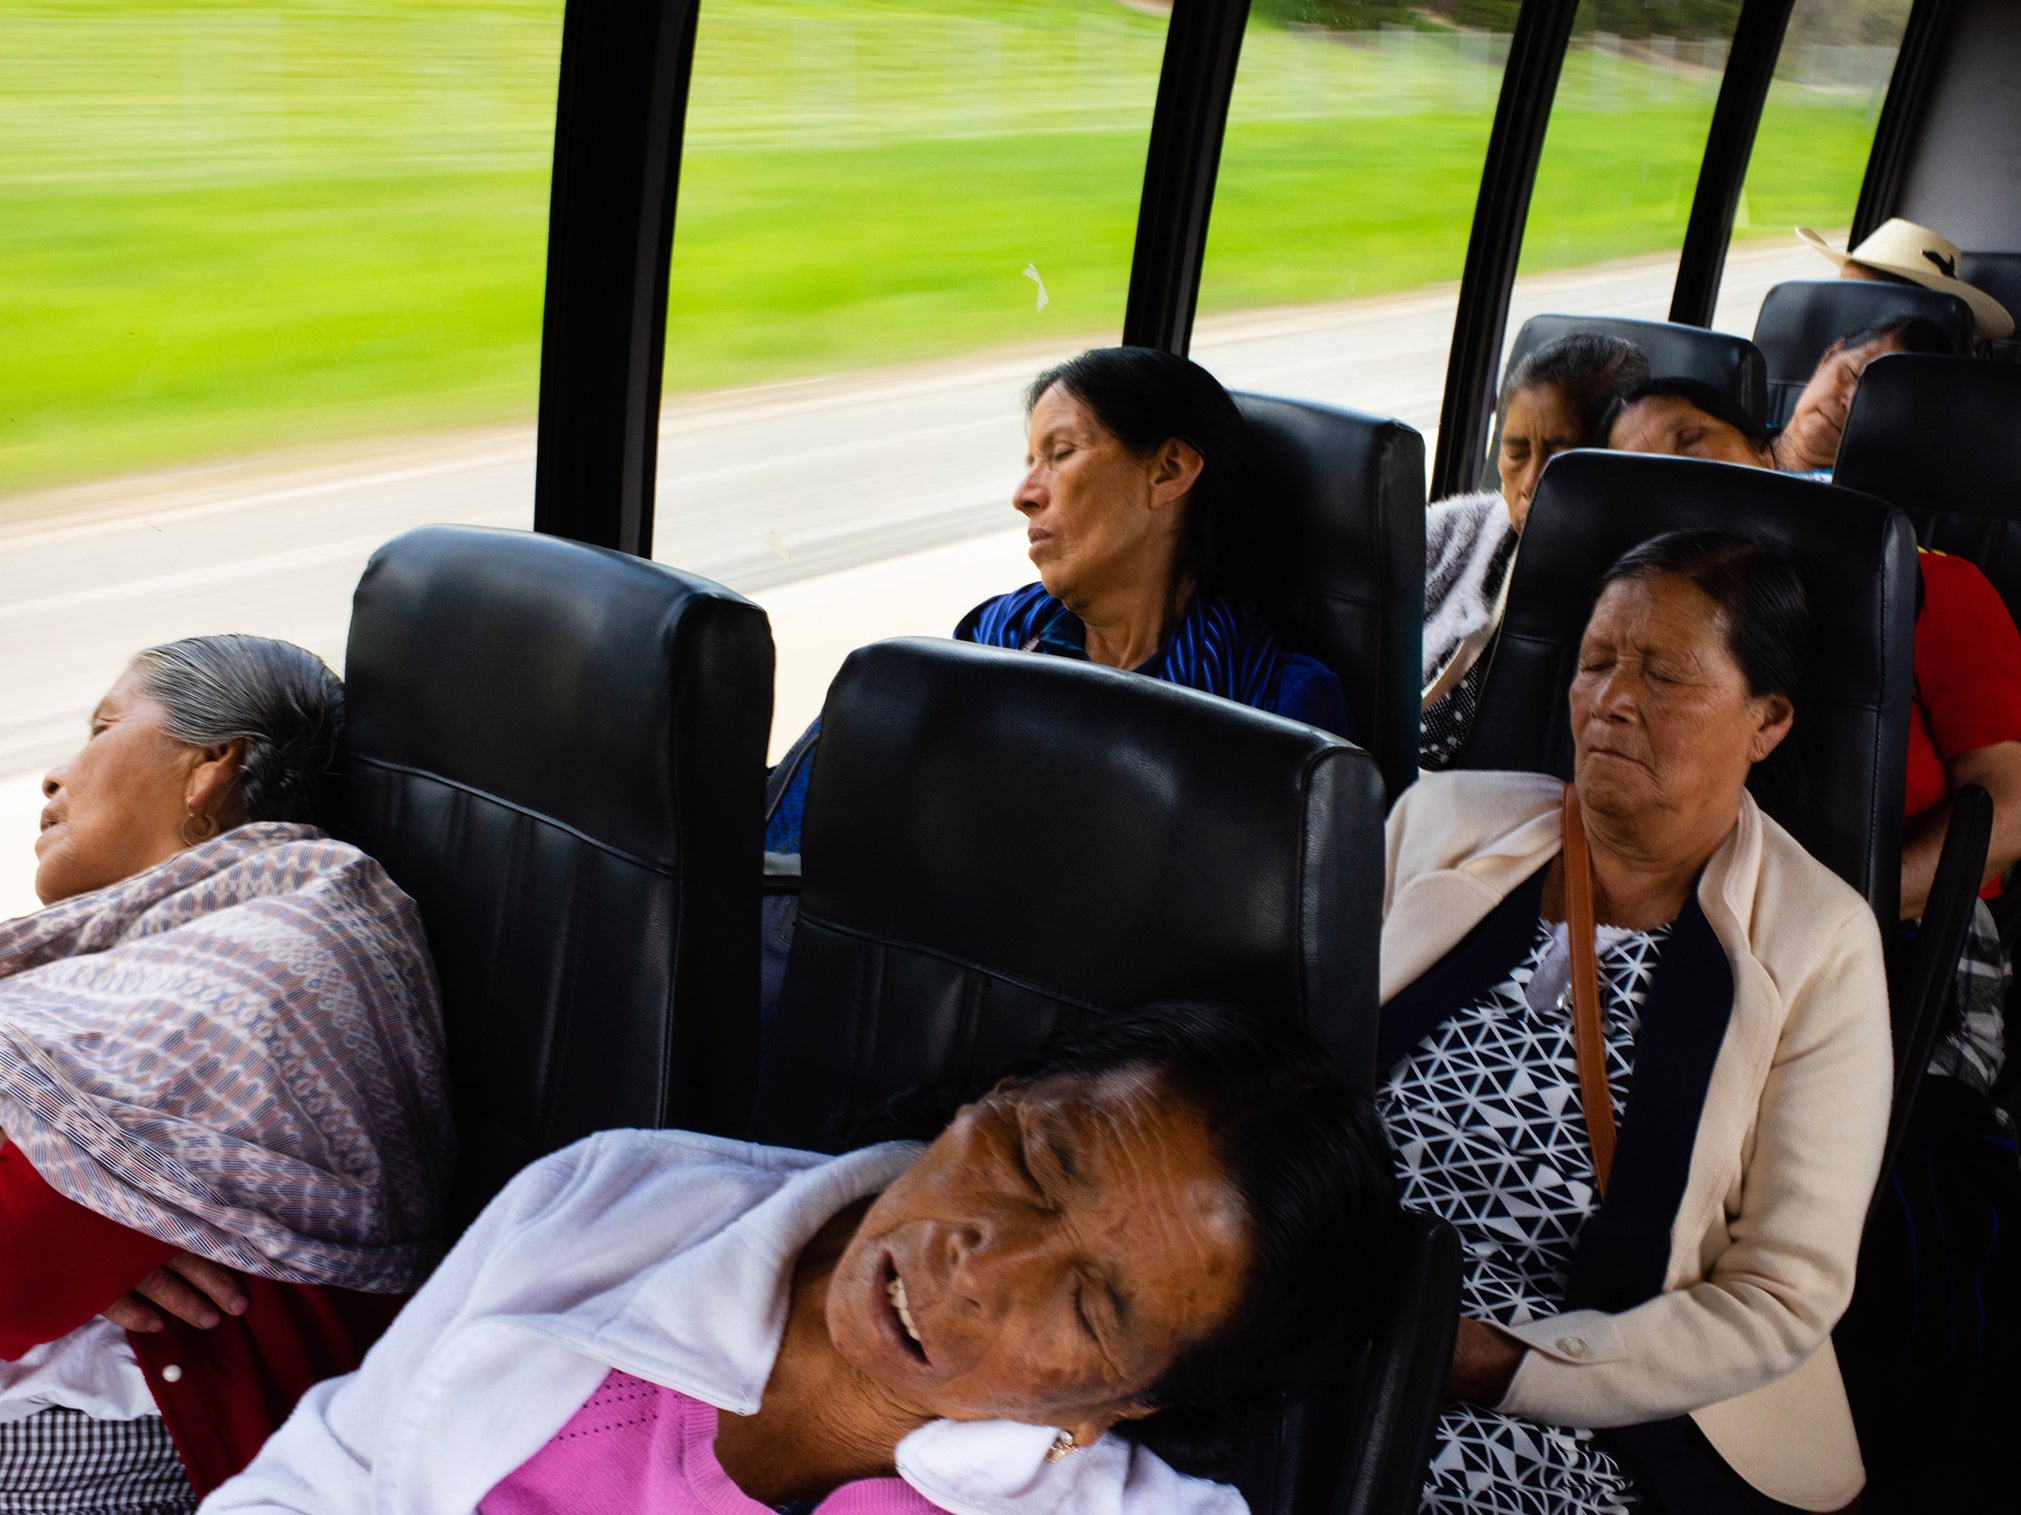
<box><xmin>0</xmin><ymin>824</ymin><xmax>451</xmax><ymax>1293</ymax></box>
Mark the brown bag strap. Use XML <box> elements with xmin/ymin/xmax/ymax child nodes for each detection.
<box><xmin>1561</xmin><ymin>784</ymin><xmax>1616</xmax><ymax>1198</ymax></box>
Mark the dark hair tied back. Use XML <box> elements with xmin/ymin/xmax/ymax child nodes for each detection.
<box><xmin>1026</xmin><ymin>347</ymin><xmax>1284</xmax><ymax>609</ymax></box>
<box><xmin>1502</xmin><ymin>332</ymin><xmax>1651</xmax><ymax>445</ymax></box>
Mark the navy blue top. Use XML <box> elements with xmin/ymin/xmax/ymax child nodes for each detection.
<box><xmin>956</xmin><ymin>581</ymin><xmax>1354</xmax><ymax>736</ymax></box>
<box><xmin>765</xmin><ymin>583</ymin><xmax>1351</xmax><ymax>855</ymax></box>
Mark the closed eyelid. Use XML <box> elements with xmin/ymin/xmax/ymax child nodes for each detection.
<box><xmin>1077</xmin><ymin>1277</ymin><xmax>1130</xmax><ymax>1376</ymax></box>
<box><xmin>1009</xmin><ymin>1123</ymin><xmax>1043</xmax><ymax>1191</ymax></box>
<box><xmin>1028</xmin><ymin>1115</ymin><xmax>1082</xmax><ymax>1190</ymax></box>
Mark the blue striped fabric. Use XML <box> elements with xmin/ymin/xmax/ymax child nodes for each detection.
<box><xmin>961</xmin><ymin>581</ymin><xmax>1285</xmax><ymax>709</ymax></box>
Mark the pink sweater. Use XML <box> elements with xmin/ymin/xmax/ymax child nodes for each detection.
<box><xmin>479</xmin><ymin>1369</ymin><xmax>941</xmax><ymax>1514</ymax></box>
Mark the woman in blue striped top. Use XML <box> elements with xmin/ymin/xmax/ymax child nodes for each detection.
<box><xmin>954</xmin><ymin>346</ymin><xmax>1348</xmax><ymax>731</ymax></box>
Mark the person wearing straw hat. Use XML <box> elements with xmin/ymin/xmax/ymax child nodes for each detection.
<box><xmin>1797</xmin><ymin>218</ymin><xmax>2014</xmax><ymax>343</ymax></box>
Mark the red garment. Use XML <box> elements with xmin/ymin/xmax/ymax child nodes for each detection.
<box><xmin>0</xmin><ymin>1141</ymin><xmax>175</xmax><ymax>1357</ymax></box>
<box><xmin>1907</xmin><ymin>551</ymin><xmax>2021</xmax><ymax>898</ymax></box>
<box><xmin>0</xmin><ymin>1141</ymin><xmax>404</xmax><ymax>1498</ymax></box>
<box><xmin>131</xmin><ymin>1277</ymin><xmax>404</xmax><ymax>1496</ymax></box>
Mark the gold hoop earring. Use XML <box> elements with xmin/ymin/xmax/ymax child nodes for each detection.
<box><xmin>1044</xmin><ymin>1431</ymin><xmax>1077</xmax><ymax>1464</ymax></box>
<box><xmin>181</xmin><ymin>813</ymin><xmax>219</xmax><ymax>846</ymax></box>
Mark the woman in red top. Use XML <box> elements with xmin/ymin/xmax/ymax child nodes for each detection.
<box><xmin>1</xmin><ymin>635</ymin><xmax>449</xmax><ymax>1510</ymax></box>
<box><xmin>1896</xmin><ymin>549</ymin><xmax>2021</xmax><ymax>1091</ymax></box>
<box><xmin>1608</xmin><ymin>382</ymin><xmax>2021</xmax><ymax>1086</ymax></box>
<box><xmin>1900</xmin><ymin>549</ymin><xmax>2021</xmax><ymax>913</ymax></box>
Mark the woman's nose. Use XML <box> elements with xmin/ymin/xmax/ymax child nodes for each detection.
<box><xmin>1012</xmin><ymin>473</ymin><xmax>1042</xmax><ymax>514</ymax></box>
<box><xmin>946</xmin><ymin>1213</ymin><xmax>1050</xmax><ymax>1312</ymax></box>
<box><xmin>1593</xmin><ymin>668</ymin><xmax>1639</xmax><ymax>718</ymax></box>
<box><xmin>41</xmin><ymin>770</ymin><xmax>62</xmax><ymax>799</ymax></box>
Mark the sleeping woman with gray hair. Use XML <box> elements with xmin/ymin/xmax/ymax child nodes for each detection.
<box><xmin>0</xmin><ymin>635</ymin><xmax>450</xmax><ymax>1512</ymax></box>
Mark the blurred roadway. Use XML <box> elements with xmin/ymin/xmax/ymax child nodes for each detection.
<box><xmin>0</xmin><ymin>240</ymin><xmax>1822</xmax><ymax>916</ymax></box>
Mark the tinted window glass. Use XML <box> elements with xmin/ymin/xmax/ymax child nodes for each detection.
<box><xmin>655</xmin><ymin>1</ymin><xmax>1169</xmax><ymax>757</ymax></box>
<box><xmin>1192</xmin><ymin>3</ymin><xmax>1521</xmax><ymax>469</ymax></box>
<box><xmin>1508</xmin><ymin>2</ymin><xmax>1743</xmax><ymax>342</ymax></box>
<box><xmin>0</xmin><ymin>2</ymin><xmax>564</xmax><ymax>914</ymax></box>
<box><xmin>1713</xmin><ymin>0</ymin><xmax>1914</xmax><ymax>332</ymax></box>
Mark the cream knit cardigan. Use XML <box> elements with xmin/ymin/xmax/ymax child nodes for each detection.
<box><xmin>1382</xmin><ymin>770</ymin><xmax>1892</xmax><ymax>1510</ymax></box>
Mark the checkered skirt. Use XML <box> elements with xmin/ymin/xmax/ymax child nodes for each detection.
<box><xmin>0</xmin><ymin>1409</ymin><xmax>193</xmax><ymax>1515</ymax></box>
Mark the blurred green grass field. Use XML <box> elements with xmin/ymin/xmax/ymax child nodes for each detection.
<box><xmin>0</xmin><ymin>0</ymin><xmax>1881</xmax><ymax>496</ymax></box>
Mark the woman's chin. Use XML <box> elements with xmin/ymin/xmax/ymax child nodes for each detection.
<box><xmin>1575</xmin><ymin>765</ymin><xmax>1655</xmax><ymax>819</ymax></box>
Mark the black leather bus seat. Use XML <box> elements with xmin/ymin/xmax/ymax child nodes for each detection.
<box><xmin>1484</xmin><ymin>315</ymin><xmax>1767</xmax><ymax>495</ymax></box>
<box><xmin>1235</xmin><ymin>392</ymin><xmax>1426</xmax><ymax>803</ymax></box>
<box><xmin>751</xmin><ymin>636</ymin><xmax>1456</xmax><ymax>1515</ymax></box>
<box><xmin>756</xmin><ymin>638</ymin><xmax>1385</xmax><ymax>1139</ymax></box>
<box><xmin>1958</xmin><ymin>252</ymin><xmax>2021</xmax><ymax>363</ymax></box>
<box><xmin>1753</xmin><ymin>280</ymin><xmax>1975</xmax><ymax>427</ymax></box>
<box><xmin>1837</xmin><ymin>354</ymin><xmax>2021</xmax><ymax>632</ymax></box>
<box><xmin>345</xmin><ymin>525</ymin><xmax>774</xmax><ymax>1219</ymax></box>
<box><xmin>1458</xmin><ymin>450</ymin><xmax>1917</xmax><ymax>929</ymax></box>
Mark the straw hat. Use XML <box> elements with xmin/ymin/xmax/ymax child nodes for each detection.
<box><xmin>1796</xmin><ymin>219</ymin><xmax>2013</xmax><ymax>341</ymax></box>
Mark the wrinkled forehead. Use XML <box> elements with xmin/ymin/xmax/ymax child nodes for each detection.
<box><xmin>1016</xmin><ymin>1067</ymin><xmax>1246</xmax><ymax>1227</ymax></box>
<box><xmin>1026</xmin><ymin>382</ymin><xmax>1094</xmax><ymax>437</ymax></box>
<box><xmin>1586</xmin><ymin>572</ymin><xmax>1733</xmax><ymax>659</ymax></box>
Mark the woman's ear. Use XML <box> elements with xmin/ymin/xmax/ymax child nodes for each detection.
<box><xmin>1749</xmin><ymin>692</ymin><xmax>1796</xmax><ymax>763</ymax></box>
<box><xmin>184</xmin><ymin>737</ymin><xmax>249</xmax><ymax>827</ymax></box>
<box><xmin>1147</xmin><ymin>438</ymin><xmax>1205</xmax><ymax>511</ymax></box>
<box><xmin>1065</xmin><ymin>1397</ymin><xmax>1159</xmax><ymax>1449</ymax></box>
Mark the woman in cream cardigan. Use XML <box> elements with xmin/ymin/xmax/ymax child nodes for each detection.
<box><xmin>1381</xmin><ymin>530</ymin><xmax>1891</xmax><ymax>1513</ymax></box>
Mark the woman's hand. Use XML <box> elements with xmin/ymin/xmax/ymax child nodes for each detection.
<box><xmin>102</xmin><ymin>1252</ymin><xmax>249</xmax><ymax>1333</ymax></box>
<box><xmin>1447</xmin><ymin>1317</ymin><xmax>1526</xmax><ymax>1405</ymax></box>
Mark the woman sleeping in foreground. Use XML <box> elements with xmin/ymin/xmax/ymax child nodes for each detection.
<box><xmin>200</xmin><ymin>1005</ymin><xmax>1398</xmax><ymax>1515</ymax></box>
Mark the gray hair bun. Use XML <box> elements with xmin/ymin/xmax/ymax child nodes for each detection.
<box><xmin>130</xmin><ymin>635</ymin><xmax>345</xmax><ymax>827</ymax></box>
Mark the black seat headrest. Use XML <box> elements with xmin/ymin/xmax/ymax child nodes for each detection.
<box><xmin>1837</xmin><ymin>353</ymin><xmax>2021</xmax><ymax>631</ymax></box>
<box><xmin>752</xmin><ymin>637</ymin><xmax>1384</xmax><ymax>1154</ymax></box>
<box><xmin>1507</xmin><ymin>313</ymin><xmax>1767</xmax><ymax>418</ymax></box>
<box><xmin>1958</xmin><ymin>252</ymin><xmax>2021</xmax><ymax>360</ymax></box>
<box><xmin>346</xmin><ymin>525</ymin><xmax>774</xmax><ymax>1213</ymax></box>
<box><xmin>1460</xmin><ymin>452</ymin><xmax>1916</xmax><ymax>924</ymax></box>
<box><xmin>1235</xmin><ymin>392</ymin><xmax>1425</xmax><ymax>801</ymax></box>
<box><xmin>1753</xmin><ymin>280</ymin><xmax>1975</xmax><ymax>426</ymax></box>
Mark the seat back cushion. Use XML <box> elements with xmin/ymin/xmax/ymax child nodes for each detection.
<box><xmin>1236</xmin><ymin>392</ymin><xmax>1425</xmax><ymax>802</ymax></box>
<box><xmin>1838</xmin><ymin>353</ymin><xmax>2021</xmax><ymax>630</ymax></box>
<box><xmin>1959</xmin><ymin>252</ymin><xmax>2021</xmax><ymax>361</ymax></box>
<box><xmin>1506</xmin><ymin>313</ymin><xmax>1768</xmax><ymax>420</ymax></box>
<box><xmin>752</xmin><ymin>637</ymin><xmax>1384</xmax><ymax>1155</ymax></box>
<box><xmin>346</xmin><ymin>525</ymin><xmax>774</xmax><ymax>1214</ymax></box>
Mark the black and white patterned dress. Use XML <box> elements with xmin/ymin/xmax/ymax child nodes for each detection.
<box><xmin>1379</xmin><ymin>917</ymin><xmax>1669</xmax><ymax>1515</ymax></box>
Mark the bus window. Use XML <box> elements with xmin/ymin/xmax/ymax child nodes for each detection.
<box><xmin>1506</xmin><ymin>2</ymin><xmax>1747</xmax><ymax>355</ymax></box>
<box><xmin>1191</xmin><ymin>2</ymin><xmax>1522</xmax><ymax>466</ymax></box>
<box><xmin>1713</xmin><ymin>0</ymin><xmax>1915</xmax><ymax>333</ymax></box>
<box><xmin>655</xmin><ymin>1</ymin><xmax>1170</xmax><ymax>761</ymax></box>
<box><xmin>0</xmin><ymin>2</ymin><xmax>565</xmax><ymax>916</ymax></box>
